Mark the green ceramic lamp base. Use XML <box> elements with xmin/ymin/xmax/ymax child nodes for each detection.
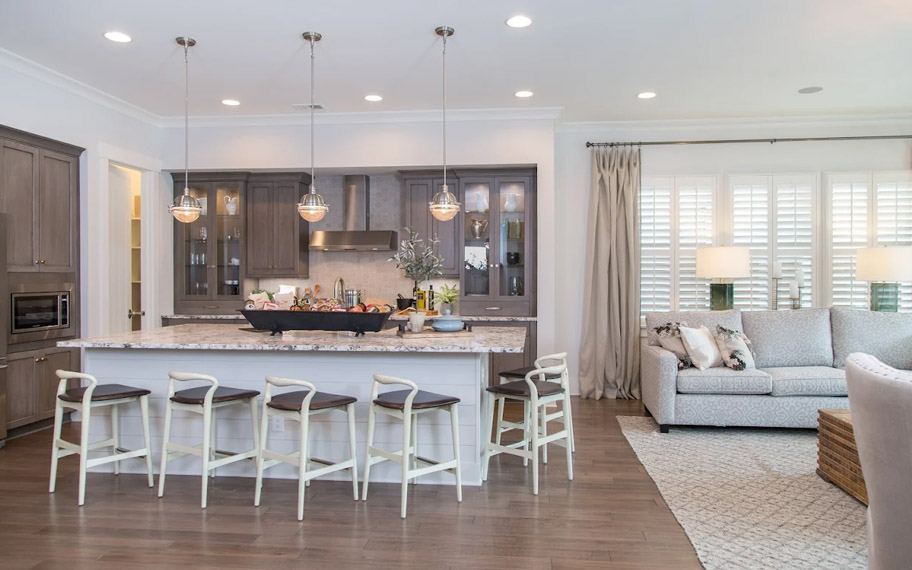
<box><xmin>710</xmin><ymin>283</ymin><xmax>734</xmax><ymax>311</ymax></box>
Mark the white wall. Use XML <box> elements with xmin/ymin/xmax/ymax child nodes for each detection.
<box><xmin>0</xmin><ymin>52</ymin><xmax>163</xmax><ymax>338</ymax></box>
<box><xmin>556</xmin><ymin>116</ymin><xmax>912</xmax><ymax>394</ymax></box>
<box><xmin>160</xmin><ymin>113</ymin><xmax>558</xmax><ymax>357</ymax></box>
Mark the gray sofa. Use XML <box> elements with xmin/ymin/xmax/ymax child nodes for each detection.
<box><xmin>641</xmin><ymin>307</ymin><xmax>912</xmax><ymax>432</ymax></box>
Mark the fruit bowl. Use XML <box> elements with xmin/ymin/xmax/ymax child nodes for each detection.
<box><xmin>241</xmin><ymin>310</ymin><xmax>391</xmax><ymax>336</ymax></box>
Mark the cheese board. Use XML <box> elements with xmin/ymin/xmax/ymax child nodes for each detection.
<box><xmin>396</xmin><ymin>327</ymin><xmax>474</xmax><ymax>339</ymax></box>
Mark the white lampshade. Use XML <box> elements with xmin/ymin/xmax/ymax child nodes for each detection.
<box><xmin>856</xmin><ymin>246</ymin><xmax>912</xmax><ymax>282</ymax></box>
<box><xmin>696</xmin><ymin>246</ymin><xmax>751</xmax><ymax>280</ymax></box>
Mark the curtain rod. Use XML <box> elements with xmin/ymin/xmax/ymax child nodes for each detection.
<box><xmin>585</xmin><ymin>134</ymin><xmax>912</xmax><ymax>148</ymax></box>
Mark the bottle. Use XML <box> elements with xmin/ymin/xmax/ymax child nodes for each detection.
<box><xmin>412</xmin><ymin>284</ymin><xmax>419</xmax><ymax>308</ymax></box>
<box><xmin>428</xmin><ymin>285</ymin><xmax>435</xmax><ymax>310</ymax></box>
<box><xmin>416</xmin><ymin>290</ymin><xmax>426</xmax><ymax>310</ymax></box>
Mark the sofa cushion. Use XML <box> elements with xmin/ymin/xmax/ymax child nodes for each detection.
<box><xmin>741</xmin><ymin>308</ymin><xmax>833</xmax><ymax>368</ymax></box>
<box><xmin>646</xmin><ymin>309</ymin><xmax>742</xmax><ymax>346</ymax></box>
<box><xmin>831</xmin><ymin>308</ymin><xmax>912</xmax><ymax>370</ymax></box>
<box><xmin>762</xmin><ymin>366</ymin><xmax>847</xmax><ymax>397</ymax></box>
<box><xmin>676</xmin><ymin>367</ymin><xmax>772</xmax><ymax>395</ymax></box>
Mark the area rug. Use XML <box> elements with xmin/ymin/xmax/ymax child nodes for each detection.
<box><xmin>617</xmin><ymin>416</ymin><xmax>868</xmax><ymax>570</ymax></box>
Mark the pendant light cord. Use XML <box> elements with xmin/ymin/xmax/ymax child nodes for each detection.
<box><xmin>442</xmin><ymin>32</ymin><xmax>447</xmax><ymax>189</ymax></box>
<box><xmin>183</xmin><ymin>38</ymin><xmax>190</xmax><ymax>195</ymax></box>
<box><xmin>310</xmin><ymin>35</ymin><xmax>316</xmax><ymax>195</ymax></box>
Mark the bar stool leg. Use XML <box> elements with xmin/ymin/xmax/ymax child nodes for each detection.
<box><xmin>209</xmin><ymin>409</ymin><xmax>217</xmax><ymax>479</ymax></box>
<box><xmin>565</xmin><ymin>414</ymin><xmax>574</xmax><ymax>481</ymax></box>
<box><xmin>111</xmin><ymin>404</ymin><xmax>121</xmax><ymax>475</ymax></box>
<box><xmin>541</xmin><ymin>408</ymin><xmax>549</xmax><ymax>465</ymax></box>
<box><xmin>346</xmin><ymin>403</ymin><xmax>359</xmax><ymax>501</ymax></box>
<box><xmin>297</xmin><ymin>411</ymin><xmax>310</xmax><ymax>521</ymax></box>
<box><xmin>249</xmin><ymin>398</ymin><xmax>260</xmax><ymax>465</ymax></box>
<box><xmin>530</xmin><ymin>403</ymin><xmax>540</xmax><ymax>496</ymax></box>
<box><xmin>77</xmin><ymin>406</ymin><xmax>92</xmax><ymax>506</ymax></box>
<box><xmin>140</xmin><ymin>396</ymin><xmax>154</xmax><ymax>487</ymax></box>
<box><xmin>410</xmin><ymin>414</ymin><xmax>418</xmax><ymax>485</ymax></box>
<box><xmin>400</xmin><ymin>411</ymin><xmax>412</xmax><ymax>519</ymax></box>
<box><xmin>482</xmin><ymin>391</ymin><xmax>495</xmax><ymax>482</ymax></box>
<box><xmin>158</xmin><ymin>401</ymin><xmax>173</xmax><ymax>498</ymax></box>
<box><xmin>495</xmin><ymin>395</ymin><xmax>506</xmax><ymax>446</ymax></box>
<box><xmin>48</xmin><ymin>399</ymin><xmax>65</xmax><ymax>493</ymax></box>
<box><xmin>361</xmin><ymin>405</ymin><xmax>376</xmax><ymax>501</ymax></box>
<box><xmin>200</xmin><ymin>407</ymin><xmax>212</xmax><ymax>509</ymax></box>
<box><xmin>522</xmin><ymin>400</ymin><xmax>530</xmax><ymax>466</ymax></box>
<box><xmin>564</xmin><ymin>393</ymin><xmax>576</xmax><ymax>453</ymax></box>
<box><xmin>450</xmin><ymin>404</ymin><xmax>462</xmax><ymax>503</ymax></box>
<box><xmin>254</xmin><ymin>404</ymin><xmax>270</xmax><ymax>507</ymax></box>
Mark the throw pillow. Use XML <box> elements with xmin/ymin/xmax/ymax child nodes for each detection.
<box><xmin>680</xmin><ymin>325</ymin><xmax>724</xmax><ymax>371</ymax></box>
<box><xmin>714</xmin><ymin>325</ymin><xmax>756</xmax><ymax>371</ymax></box>
<box><xmin>653</xmin><ymin>322</ymin><xmax>692</xmax><ymax>370</ymax></box>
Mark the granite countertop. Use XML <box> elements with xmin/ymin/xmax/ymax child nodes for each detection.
<box><xmin>164</xmin><ymin>313</ymin><xmax>537</xmax><ymax>323</ymax></box>
<box><xmin>60</xmin><ymin>323</ymin><xmax>525</xmax><ymax>353</ymax></box>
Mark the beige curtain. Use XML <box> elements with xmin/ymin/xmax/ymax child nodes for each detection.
<box><xmin>579</xmin><ymin>147</ymin><xmax>641</xmax><ymax>399</ymax></box>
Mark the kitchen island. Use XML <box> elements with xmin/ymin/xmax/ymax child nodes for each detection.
<box><xmin>59</xmin><ymin>324</ymin><xmax>525</xmax><ymax>485</ymax></box>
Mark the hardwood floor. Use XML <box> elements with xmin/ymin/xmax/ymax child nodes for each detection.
<box><xmin>0</xmin><ymin>398</ymin><xmax>701</xmax><ymax>570</ymax></box>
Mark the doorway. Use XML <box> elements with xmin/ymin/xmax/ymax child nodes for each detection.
<box><xmin>108</xmin><ymin>164</ymin><xmax>144</xmax><ymax>333</ymax></box>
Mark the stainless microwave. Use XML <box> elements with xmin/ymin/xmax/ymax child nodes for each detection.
<box><xmin>11</xmin><ymin>291</ymin><xmax>70</xmax><ymax>335</ymax></box>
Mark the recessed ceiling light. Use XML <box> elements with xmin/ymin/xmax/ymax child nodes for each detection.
<box><xmin>221</xmin><ymin>99</ymin><xmax>240</xmax><ymax>106</ymax></box>
<box><xmin>798</xmin><ymin>86</ymin><xmax>823</xmax><ymax>94</ymax></box>
<box><xmin>637</xmin><ymin>91</ymin><xmax>657</xmax><ymax>99</ymax></box>
<box><xmin>104</xmin><ymin>31</ymin><xmax>132</xmax><ymax>43</ymax></box>
<box><xmin>506</xmin><ymin>15</ymin><xmax>532</xmax><ymax>28</ymax></box>
<box><xmin>364</xmin><ymin>94</ymin><xmax>383</xmax><ymax>102</ymax></box>
<box><xmin>514</xmin><ymin>90</ymin><xmax>534</xmax><ymax>98</ymax></box>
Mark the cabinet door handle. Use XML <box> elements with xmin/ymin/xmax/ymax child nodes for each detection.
<box><xmin>485</xmin><ymin>306</ymin><xmax>502</xmax><ymax>311</ymax></box>
<box><xmin>128</xmin><ymin>310</ymin><xmax>145</xmax><ymax>319</ymax></box>
<box><xmin>203</xmin><ymin>305</ymin><xmax>218</xmax><ymax>309</ymax></box>
<box><xmin>208</xmin><ymin>264</ymin><xmax>217</xmax><ymax>269</ymax></box>
<box><xmin>35</xmin><ymin>356</ymin><xmax>47</xmax><ymax>362</ymax></box>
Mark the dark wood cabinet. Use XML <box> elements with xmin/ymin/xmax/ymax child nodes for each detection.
<box><xmin>246</xmin><ymin>173</ymin><xmax>310</xmax><ymax>278</ymax></box>
<box><xmin>7</xmin><ymin>347</ymin><xmax>76</xmax><ymax>430</ymax></box>
<box><xmin>172</xmin><ymin>172</ymin><xmax>248</xmax><ymax>314</ymax></box>
<box><xmin>0</xmin><ymin>129</ymin><xmax>80</xmax><ymax>273</ymax></box>
<box><xmin>458</xmin><ymin>171</ymin><xmax>536</xmax><ymax>316</ymax></box>
<box><xmin>402</xmin><ymin>174</ymin><xmax>460</xmax><ymax>277</ymax></box>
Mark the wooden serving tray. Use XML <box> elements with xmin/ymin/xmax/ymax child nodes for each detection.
<box><xmin>396</xmin><ymin>327</ymin><xmax>473</xmax><ymax>339</ymax></box>
<box><xmin>394</xmin><ymin>309</ymin><xmax>439</xmax><ymax>317</ymax></box>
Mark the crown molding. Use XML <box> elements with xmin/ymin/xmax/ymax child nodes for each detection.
<box><xmin>0</xmin><ymin>48</ymin><xmax>163</xmax><ymax>126</ymax></box>
<box><xmin>557</xmin><ymin>113</ymin><xmax>912</xmax><ymax>135</ymax></box>
<box><xmin>158</xmin><ymin>107</ymin><xmax>564</xmax><ymax>128</ymax></box>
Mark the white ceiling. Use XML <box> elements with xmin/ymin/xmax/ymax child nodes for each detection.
<box><xmin>1</xmin><ymin>0</ymin><xmax>911</xmax><ymax>122</ymax></box>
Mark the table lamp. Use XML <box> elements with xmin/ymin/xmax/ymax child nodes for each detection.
<box><xmin>855</xmin><ymin>246</ymin><xmax>912</xmax><ymax>312</ymax></box>
<box><xmin>696</xmin><ymin>246</ymin><xmax>751</xmax><ymax>310</ymax></box>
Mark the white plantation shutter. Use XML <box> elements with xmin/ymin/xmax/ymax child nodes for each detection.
<box><xmin>676</xmin><ymin>178</ymin><xmax>715</xmax><ymax>310</ymax></box>
<box><xmin>829</xmin><ymin>175</ymin><xmax>869</xmax><ymax>309</ymax></box>
<box><xmin>774</xmin><ymin>176</ymin><xmax>815</xmax><ymax>309</ymax></box>
<box><xmin>873</xmin><ymin>174</ymin><xmax>912</xmax><ymax>309</ymax></box>
<box><xmin>729</xmin><ymin>174</ymin><xmax>815</xmax><ymax>310</ymax></box>
<box><xmin>639</xmin><ymin>178</ymin><xmax>673</xmax><ymax>314</ymax></box>
<box><xmin>731</xmin><ymin>176</ymin><xmax>770</xmax><ymax>309</ymax></box>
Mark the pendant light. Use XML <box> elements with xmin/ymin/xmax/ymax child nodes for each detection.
<box><xmin>429</xmin><ymin>26</ymin><xmax>460</xmax><ymax>222</ymax></box>
<box><xmin>169</xmin><ymin>37</ymin><xmax>202</xmax><ymax>224</ymax></box>
<box><xmin>297</xmin><ymin>31</ymin><xmax>329</xmax><ymax>223</ymax></box>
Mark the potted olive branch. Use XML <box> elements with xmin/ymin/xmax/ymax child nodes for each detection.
<box><xmin>389</xmin><ymin>228</ymin><xmax>444</xmax><ymax>296</ymax></box>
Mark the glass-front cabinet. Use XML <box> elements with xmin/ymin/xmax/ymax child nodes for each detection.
<box><xmin>172</xmin><ymin>172</ymin><xmax>248</xmax><ymax>313</ymax></box>
<box><xmin>459</xmin><ymin>171</ymin><xmax>535</xmax><ymax>316</ymax></box>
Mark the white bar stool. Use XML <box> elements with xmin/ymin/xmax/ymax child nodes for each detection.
<box><xmin>254</xmin><ymin>376</ymin><xmax>359</xmax><ymax>520</ymax></box>
<box><xmin>495</xmin><ymin>352</ymin><xmax>576</xmax><ymax>465</ymax></box>
<box><xmin>482</xmin><ymin>362</ymin><xmax>573</xmax><ymax>495</ymax></box>
<box><xmin>49</xmin><ymin>370</ymin><xmax>154</xmax><ymax>506</ymax></box>
<box><xmin>157</xmin><ymin>371</ymin><xmax>260</xmax><ymax>509</ymax></box>
<box><xmin>361</xmin><ymin>374</ymin><xmax>462</xmax><ymax>519</ymax></box>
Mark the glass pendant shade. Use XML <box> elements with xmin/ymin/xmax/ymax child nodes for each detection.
<box><xmin>170</xmin><ymin>188</ymin><xmax>201</xmax><ymax>223</ymax></box>
<box><xmin>297</xmin><ymin>186</ymin><xmax>328</xmax><ymax>222</ymax></box>
<box><xmin>429</xmin><ymin>184</ymin><xmax>460</xmax><ymax>221</ymax></box>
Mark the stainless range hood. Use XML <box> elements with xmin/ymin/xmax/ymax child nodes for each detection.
<box><xmin>309</xmin><ymin>175</ymin><xmax>398</xmax><ymax>251</ymax></box>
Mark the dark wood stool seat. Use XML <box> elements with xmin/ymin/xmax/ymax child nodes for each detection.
<box><xmin>498</xmin><ymin>366</ymin><xmax>562</xmax><ymax>380</ymax></box>
<box><xmin>59</xmin><ymin>383</ymin><xmax>151</xmax><ymax>403</ymax></box>
<box><xmin>374</xmin><ymin>389</ymin><xmax>460</xmax><ymax>410</ymax></box>
<box><xmin>267</xmin><ymin>390</ymin><xmax>357</xmax><ymax>412</ymax></box>
<box><xmin>487</xmin><ymin>379</ymin><xmax>564</xmax><ymax>398</ymax></box>
<box><xmin>171</xmin><ymin>386</ymin><xmax>260</xmax><ymax>405</ymax></box>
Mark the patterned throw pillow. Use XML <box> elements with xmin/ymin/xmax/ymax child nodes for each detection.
<box><xmin>680</xmin><ymin>325</ymin><xmax>725</xmax><ymax>371</ymax></box>
<box><xmin>714</xmin><ymin>325</ymin><xmax>756</xmax><ymax>371</ymax></box>
<box><xmin>653</xmin><ymin>322</ymin><xmax>692</xmax><ymax>370</ymax></box>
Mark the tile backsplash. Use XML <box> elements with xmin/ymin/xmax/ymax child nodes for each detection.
<box><xmin>248</xmin><ymin>173</ymin><xmax>458</xmax><ymax>305</ymax></box>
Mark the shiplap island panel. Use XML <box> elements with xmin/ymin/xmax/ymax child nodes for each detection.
<box><xmin>59</xmin><ymin>324</ymin><xmax>525</xmax><ymax>485</ymax></box>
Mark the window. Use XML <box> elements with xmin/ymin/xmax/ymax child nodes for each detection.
<box><xmin>729</xmin><ymin>175</ymin><xmax>815</xmax><ymax>310</ymax></box>
<box><xmin>828</xmin><ymin>172</ymin><xmax>912</xmax><ymax>311</ymax></box>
